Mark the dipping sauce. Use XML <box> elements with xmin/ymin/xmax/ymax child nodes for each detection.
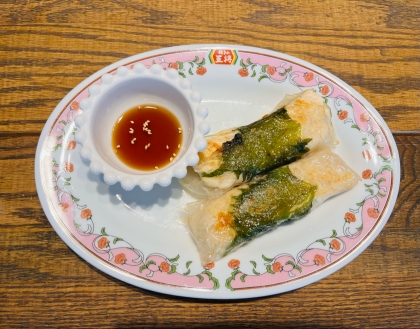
<box><xmin>112</xmin><ymin>104</ymin><xmax>183</xmax><ymax>171</ymax></box>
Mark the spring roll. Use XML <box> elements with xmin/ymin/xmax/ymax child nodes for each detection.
<box><xmin>180</xmin><ymin>89</ymin><xmax>338</xmax><ymax>198</ymax></box>
<box><xmin>185</xmin><ymin>145</ymin><xmax>360</xmax><ymax>265</ymax></box>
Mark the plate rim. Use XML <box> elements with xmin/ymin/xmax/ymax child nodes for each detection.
<box><xmin>35</xmin><ymin>44</ymin><xmax>401</xmax><ymax>299</ymax></box>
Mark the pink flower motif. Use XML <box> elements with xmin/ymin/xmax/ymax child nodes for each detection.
<box><xmin>205</xmin><ymin>262</ymin><xmax>215</xmax><ymax>270</ymax></box>
<box><xmin>169</xmin><ymin>62</ymin><xmax>179</xmax><ymax>70</ymax></box>
<box><xmin>228</xmin><ymin>259</ymin><xmax>240</xmax><ymax>269</ymax></box>
<box><xmin>344</xmin><ymin>212</ymin><xmax>356</xmax><ymax>223</ymax></box>
<box><xmin>238</xmin><ymin>68</ymin><xmax>249</xmax><ymax>77</ymax></box>
<box><xmin>320</xmin><ymin>85</ymin><xmax>330</xmax><ymax>95</ymax></box>
<box><xmin>338</xmin><ymin>110</ymin><xmax>348</xmax><ymax>120</ymax></box>
<box><xmin>63</xmin><ymin>162</ymin><xmax>74</xmax><ymax>172</ymax></box>
<box><xmin>314</xmin><ymin>254</ymin><xmax>326</xmax><ymax>266</ymax></box>
<box><xmin>98</xmin><ymin>237</ymin><xmax>108</xmax><ymax>249</ymax></box>
<box><xmin>304</xmin><ymin>72</ymin><xmax>314</xmax><ymax>82</ymax></box>
<box><xmin>80</xmin><ymin>208</ymin><xmax>92</xmax><ymax>220</ymax></box>
<box><xmin>70</xmin><ymin>101</ymin><xmax>80</xmax><ymax>112</ymax></box>
<box><xmin>272</xmin><ymin>261</ymin><xmax>282</xmax><ymax>272</ymax></box>
<box><xmin>360</xmin><ymin>112</ymin><xmax>370</xmax><ymax>122</ymax></box>
<box><xmin>60</xmin><ymin>203</ymin><xmax>69</xmax><ymax>212</ymax></box>
<box><xmin>362</xmin><ymin>169</ymin><xmax>372</xmax><ymax>179</ymax></box>
<box><xmin>330</xmin><ymin>239</ymin><xmax>341</xmax><ymax>251</ymax></box>
<box><xmin>114</xmin><ymin>253</ymin><xmax>126</xmax><ymax>265</ymax></box>
<box><xmin>196</xmin><ymin>67</ymin><xmax>207</xmax><ymax>75</ymax></box>
<box><xmin>367</xmin><ymin>208</ymin><xmax>379</xmax><ymax>218</ymax></box>
<box><xmin>160</xmin><ymin>262</ymin><xmax>170</xmax><ymax>272</ymax></box>
<box><xmin>266</xmin><ymin>66</ymin><xmax>276</xmax><ymax>76</ymax></box>
<box><xmin>66</xmin><ymin>140</ymin><xmax>77</xmax><ymax>150</ymax></box>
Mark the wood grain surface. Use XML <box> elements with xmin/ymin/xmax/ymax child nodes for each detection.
<box><xmin>0</xmin><ymin>0</ymin><xmax>419</xmax><ymax>328</ymax></box>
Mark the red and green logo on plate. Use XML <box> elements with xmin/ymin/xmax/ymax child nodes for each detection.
<box><xmin>209</xmin><ymin>49</ymin><xmax>238</xmax><ymax>65</ymax></box>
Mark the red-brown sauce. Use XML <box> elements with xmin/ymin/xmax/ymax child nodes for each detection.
<box><xmin>112</xmin><ymin>104</ymin><xmax>183</xmax><ymax>171</ymax></box>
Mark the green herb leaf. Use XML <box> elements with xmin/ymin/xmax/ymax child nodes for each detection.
<box><xmin>262</xmin><ymin>254</ymin><xmax>273</xmax><ymax>262</ymax></box>
<box><xmin>356</xmin><ymin>200</ymin><xmax>365</xmax><ymax>207</ymax></box>
<box><xmin>294</xmin><ymin>265</ymin><xmax>302</xmax><ymax>273</ymax></box>
<box><xmin>373</xmin><ymin>165</ymin><xmax>394</xmax><ymax>178</ymax></box>
<box><xmin>252</xmin><ymin>268</ymin><xmax>260</xmax><ymax>275</ymax></box>
<box><xmin>167</xmin><ymin>254</ymin><xmax>180</xmax><ymax>263</ymax></box>
<box><xmin>60</xmin><ymin>120</ymin><xmax>67</xmax><ymax>126</ymax></box>
<box><xmin>266</xmin><ymin>264</ymin><xmax>275</xmax><ymax>274</ymax></box>
<box><xmin>225</xmin><ymin>277</ymin><xmax>234</xmax><ymax>291</ymax></box>
<box><xmin>211</xmin><ymin>277</ymin><xmax>220</xmax><ymax>290</ymax></box>
<box><xmin>251</xmin><ymin>70</ymin><xmax>256</xmax><ymax>77</ymax></box>
<box><xmin>378</xmin><ymin>154</ymin><xmax>393</xmax><ymax>163</ymax></box>
<box><xmin>70</xmin><ymin>195</ymin><xmax>79</xmax><ymax>202</ymax></box>
<box><xmin>168</xmin><ymin>265</ymin><xmax>177</xmax><ymax>274</ymax></box>
<box><xmin>240</xmin><ymin>274</ymin><xmax>247</xmax><ymax>282</ymax></box>
<box><xmin>176</xmin><ymin>61</ymin><xmax>183</xmax><ymax>70</ymax></box>
<box><xmin>365</xmin><ymin>188</ymin><xmax>374</xmax><ymax>195</ymax></box>
<box><xmin>261</xmin><ymin>64</ymin><xmax>268</xmax><ymax>73</ymax></box>
<box><xmin>351</xmin><ymin>124</ymin><xmax>360</xmax><ymax>130</ymax></box>
<box><xmin>331</xmin><ymin>229</ymin><xmax>337</xmax><ymax>238</ymax></box>
<box><xmin>139</xmin><ymin>265</ymin><xmax>148</xmax><ymax>273</ymax></box>
<box><xmin>113</xmin><ymin>237</ymin><xmax>123</xmax><ymax>244</ymax></box>
<box><xmin>285</xmin><ymin>260</ymin><xmax>295</xmax><ymax>266</ymax></box>
<box><xmin>316</xmin><ymin>239</ymin><xmax>326</xmax><ymax>246</ymax></box>
<box><xmin>258</xmin><ymin>74</ymin><xmax>269</xmax><ymax>82</ymax></box>
<box><xmin>186</xmin><ymin>261</ymin><xmax>192</xmax><ymax>268</ymax></box>
<box><xmin>356</xmin><ymin>225</ymin><xmax>363</xmax><ymax>231</ymax></box>
<box><xmin>197</xmin><ymin>274</ymin><xmax>204</xmax><ymax>283</ymax></box>
<box><xmin>101</xmin><ymin>227</ymin><xmax>108</xmax><ymax>236</ymax></box>
<box><xmin>250</xmin><ymin>260</ymin><xmax>257</xmax><ymax>268</ymax></box>
<box><xmin>146</xmin><ymin>260</ymin><xmax>156</xmax><ymax>267</ymax></box>
<box><xmin>178</xmin><ymin>72</ymin><xmax>186</xmax><ymax>78</ymax></box>
<box><xmin>202</xmin><ymin>270</ymin><xmax>212</xmax><ymax>279</ymax></box>
<box><xmin>183</xmin><ymin>269</ymin><xmax>191</xmax><ymax>275</ymax></box>
<box><xmin>188</xmin><ymin>67</ymin><xmax>193</xmax><ymax>75</ymax></box>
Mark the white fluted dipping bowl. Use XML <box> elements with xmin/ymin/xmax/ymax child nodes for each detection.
<box><xmin>74</xmin><ymin>63</ymin><xmax>209</xmax><ymax>191</ymax></box>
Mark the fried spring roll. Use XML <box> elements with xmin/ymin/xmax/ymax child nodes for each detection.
<box><xmin>180</xmin><ymin>89</ymin><xmax>338</xmax><ymax>198</ymax></box>
<box><xmin>185</xmin><ymin>145</ymin><xmax>360</xmax><ymax>265</ymax></box>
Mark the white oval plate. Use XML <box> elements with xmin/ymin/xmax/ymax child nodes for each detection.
<box><xmin>35</xmin><ymin>45</ymin><xmax>400</xmax><ymax>299</ymax></box>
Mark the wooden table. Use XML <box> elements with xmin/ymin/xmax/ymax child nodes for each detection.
<box><xmin>1</xmin><ymin>0</ymin><xmax>419</xmax><ymax>327</ymax></box>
